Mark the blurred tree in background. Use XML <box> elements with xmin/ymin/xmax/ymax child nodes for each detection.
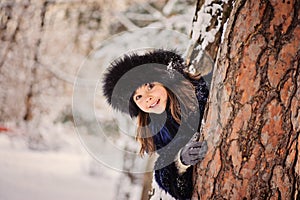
<box><xmin>0</xmin><ymin>0</ymin><xmax>197</xmax><ymax>199</ymax></box>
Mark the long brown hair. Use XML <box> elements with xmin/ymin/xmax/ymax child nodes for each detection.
<box><xmin>135</xmin><ymin>81</ymin><xmax>195</xmax><ymax>156</ymax></box>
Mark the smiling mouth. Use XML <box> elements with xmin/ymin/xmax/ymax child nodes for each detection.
<box><xmin>149</xmin><ymin>99</ymin><xmax>160</xmax><ymax>108</ymax></box>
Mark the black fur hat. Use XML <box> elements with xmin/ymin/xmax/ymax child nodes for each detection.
<box><xmin>102</xmin><ymin>49</ymin><xmax>188</xmax><ymax>117</ymax></box>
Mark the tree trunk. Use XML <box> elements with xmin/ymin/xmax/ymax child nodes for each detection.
<box><xmin>193</xmin><ymin>0</ymin><xmax>300</xmax><ymax>199</ymax></box>
<box><xmin>189</xmin><ymin>0</ymin><xmax>232</xmax><ymax>61</ymax></box>
<box><xmin>185</xmin><ymin>0</ymin><xmax>232</xmax><ymax>77</ymax></box>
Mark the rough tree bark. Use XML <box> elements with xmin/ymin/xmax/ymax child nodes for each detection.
<box><xmin>193</xmin><ymin>0</ymin><xmax>300</xmax><ymax>199</ymax></box>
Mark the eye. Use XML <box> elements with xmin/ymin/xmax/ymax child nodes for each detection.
<box><xmin>135</xmin><ymin>95</ymin><xmax>142</xmax><ymax>101</ymax></box>
<box><xmin>146</xmin><ymin>83</ymin><xmax>154</xmax><ymax>90</ymax></box>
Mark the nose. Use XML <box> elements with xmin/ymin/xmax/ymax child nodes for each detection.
<box><xmin>145</xmin><ymin>95</ymin><xmax>152</xmax><ymax>103</ymax></box>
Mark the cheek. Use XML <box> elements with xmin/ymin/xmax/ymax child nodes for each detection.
<box><xmin>134</xmin><ymin>101</ymin><xmax>142</xmax><ymax>109</ymax></box>
<box><xmin>135</xmin><ymin>101</ymin><xmax>148</xmax><ymax>112</ymax></box>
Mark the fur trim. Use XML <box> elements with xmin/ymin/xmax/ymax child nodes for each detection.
<box><xmin>175</xmin><ymin>148</ymin><xmax>191</xmax><ymax>174</ymax></box>
<box><xmin>150</xmin><ymin>172</ymin><xmax>175</xmax><ymax>200</ymax></box>
<box><xmin>102</xmin><ymin>49</ymin><xmax>187</xmax><ymax>117</ymax></box>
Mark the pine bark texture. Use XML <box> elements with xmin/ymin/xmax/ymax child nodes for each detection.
<box><xmin>193</xmin><ymin>0</ymin><xmax>300</xmax><ymax>199</ymax></box>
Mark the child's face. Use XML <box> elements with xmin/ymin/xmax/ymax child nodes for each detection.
<box><xmin>133</xmin><ymin>82</ymin><xmax>168</xmax><ymax>114</ymax></box>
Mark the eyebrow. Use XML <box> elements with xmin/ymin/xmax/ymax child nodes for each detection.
<box><xmin>133</xmin><ymin>84</ymin><xmax>147</xmax><ymax>96</ymax></box>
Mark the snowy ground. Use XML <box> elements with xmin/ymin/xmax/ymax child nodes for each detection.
<box><xmin>0</xmin><ymin>131</ymin><xmax>121</xmax><ymax>200</ymax></box>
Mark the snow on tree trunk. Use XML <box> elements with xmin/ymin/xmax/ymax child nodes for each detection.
<box><xmin>193</xmin><ymin>0</ymin><xmax>300</xmax><ymax>199</ymax></box>
<box><xmin>184</xmin><ymin>0</ymin><xmax>232</xmax><ymax>77</ymax></box>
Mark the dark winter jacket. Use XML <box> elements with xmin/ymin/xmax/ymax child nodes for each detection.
<box><xmin>149</xmin><ymin>77</ymin><xmax>209</xmax><ymax>199</ymax></box>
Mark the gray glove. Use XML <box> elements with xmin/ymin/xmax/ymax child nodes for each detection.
<box><xmin>180</xmin><ymin>140</ymin><xmax>208</xmax><ymax>166</ymax></box>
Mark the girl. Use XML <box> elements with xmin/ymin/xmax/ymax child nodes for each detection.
<box><xmin>102</xmin><ymin>49</ymin><xmax>209</xmax><ymax>199</ymax></box>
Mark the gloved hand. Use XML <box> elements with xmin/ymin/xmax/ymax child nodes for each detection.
<box><xmin>180</xmin><ymin>140</ymin><xmax>208</xmax><ymax>166</ymax></box>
